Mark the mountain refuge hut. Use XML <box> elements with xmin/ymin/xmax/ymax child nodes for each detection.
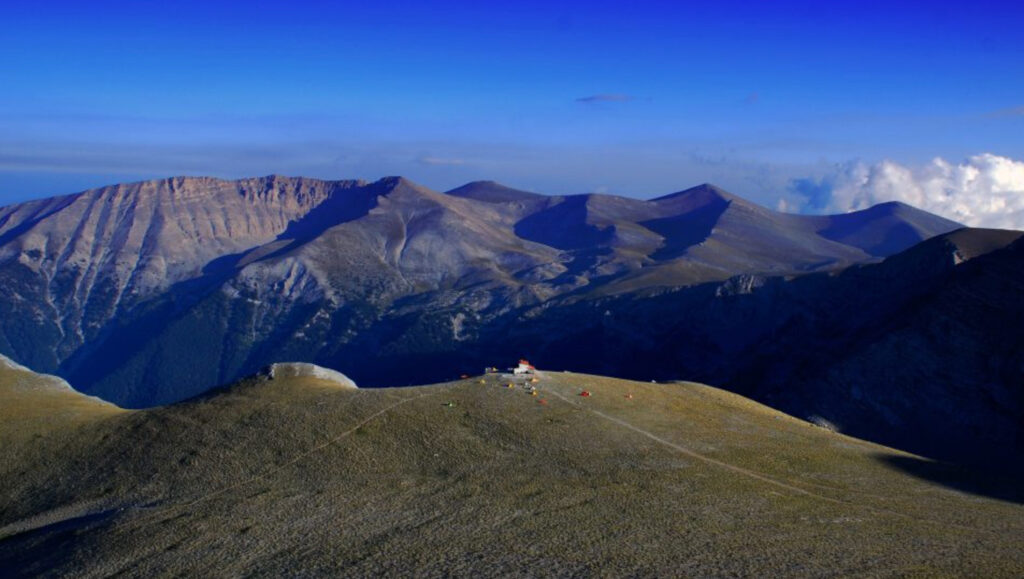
<box><xmin>513</xmin><ymin>359</ymin><xmax>536</xmax><ymax>375</ymax></box>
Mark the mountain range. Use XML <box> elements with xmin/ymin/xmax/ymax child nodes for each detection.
<box><xmin>4</xmin><ymin>175</ymin><xmax>1020</xmax><ymax>468</ymax></box>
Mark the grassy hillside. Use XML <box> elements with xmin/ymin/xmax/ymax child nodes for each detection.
<box><xmin>0</xmin><ymin>356</ymin><xmax>122</xmax><ymax>445</ymax></box>
<box><xmin>1</xmin><ymin>367</ymin><xmax>1022</xmax><ymax>576</ymax></box>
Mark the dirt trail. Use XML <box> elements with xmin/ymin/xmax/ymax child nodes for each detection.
<box><xmin>543</xmin><ymin>386</ymin><xmax>831</xmax><ymax>499</ymax></box>
<box><xmin>542</xmin><ymin>382</ymin><xmax>990</xmax><ymax>533</ymax></box>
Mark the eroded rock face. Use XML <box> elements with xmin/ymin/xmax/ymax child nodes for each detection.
<box><xmin>0</xmin><ymin>176</ymin><xmax>972</xmax><ymax>444</ymax></box>
<box><xmin>0</xmin><ymin>176</ymin><xmax>370</xmax><ymax>371</ymax></box>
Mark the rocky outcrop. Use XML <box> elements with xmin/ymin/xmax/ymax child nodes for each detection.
<box><xmin>264</xmin><ymin>362</ymin><xmax>357</xmax><ymax>388</ymax></box>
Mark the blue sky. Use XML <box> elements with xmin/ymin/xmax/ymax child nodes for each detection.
<box><xmin>1</xmin><ymin>0</ymin><xmax>1022</xmax><ymax>209</ymax></box>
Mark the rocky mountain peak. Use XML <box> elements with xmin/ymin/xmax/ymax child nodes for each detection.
<box><xmin>651</xmin><ymin>182</ymin><xmax>736</xmax><ymax>203</ymax></box>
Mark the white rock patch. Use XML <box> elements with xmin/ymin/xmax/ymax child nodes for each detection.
<box><xmin>265</xmin><ymin>363</ymin><xmax>357</xmax><ymax>389</ymax></box>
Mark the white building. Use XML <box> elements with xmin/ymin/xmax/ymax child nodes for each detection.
<box><xmin>512</xmin><ymin>359</ymin><xmax>536</xmax><ymax>375</ymax></box>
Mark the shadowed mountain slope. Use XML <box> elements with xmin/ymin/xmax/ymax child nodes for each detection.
<box><xmin>0</xmin><ymin>176</ymin><xmax>370</xmax><ymax>371</ymax></box>
<box><xmin>445</xmin><ymin>180</ymin><xmax>545</xmax><ymax>204</ymax></box>
<box><xmin>493</xmin><ymin>228</ymin><xmax>1024</xmax><ymax>469</ymax></box>
<box><xmin>2</xmin><ymin>365</ymin><xmax>1022</xmax><ymax>576</ymax></box>
<box><xmin>817</xmin><ymin>201</ymin><xmax>963</xmax><ymax>256</ymax></box>
<box><xmin>0</xmin><ymin>175</ymin><xmax>960</xmax><ymax>407</ymax></box>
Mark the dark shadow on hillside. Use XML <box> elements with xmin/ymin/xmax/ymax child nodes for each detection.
<box><xmin>249</xmin><ymin>182</ymin><xmax>381</xmax><ymax>264</ymax></box>
<box><xmin>545</xmin><ymin>247</ymin><xmax>615</xmax><ymax>286</ymax></box>
<box><xmin>514</xmin><ymin>196</ymin><xmax>614</xmax><ymax>250</ymax></box>
<box><xmin>821</xmin><ymin>219</ymin><xmax>923</xmax><ymax>257</ymax></box>
<box><xmin>59</xmin><ymin>236</ymin><xmax>275</xmax><ymax>405</ymax></box>
<box><xmin>276</xmin><ymin>184</ymin><xmax>380</xmax><ymax>246</ymax></box>
<box><xmin>0</xmin><ymin>508</ymin><xmax>122</xmax><ymax>575</ymax></box>
<box><xmin>640</xmin><ymin>196</ymin><xmax>729</xmax><ymax>260</ymax></box>
<box><xmin>0</xmin><ymin>195</ymin><xmax>79</xmax><ymax>248</ymax></box>
<box><xmin>873</xmin><ymin>454</ymin><xmax>1024</xmax><ymax>505</ymax></box>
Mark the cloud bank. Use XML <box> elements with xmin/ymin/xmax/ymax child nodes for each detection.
<box><xmin>788</xmin><ymin>153</ymin><xmax>1024</xmax><ymax>230</ymax></box>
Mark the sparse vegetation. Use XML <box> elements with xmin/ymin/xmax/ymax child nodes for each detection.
<box><xmin>2</xmin><ymin>365</ymin><xmax>1022</xmax><ymax>576</ymax></box>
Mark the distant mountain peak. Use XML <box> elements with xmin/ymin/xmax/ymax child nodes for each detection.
<box><xmin>375</xmin><ymin>175</ymin><xmax>412</xmax><ymax>187</ymax></box>
<box><xmin>650</xmin><ymin>183</ymin><xmax>737</xmax><ymax>203</ymax></box>
<box><xmin>446</xmin><ymin>180</ymin><xmax>544</xmax><ymax>203</ymax></box>
<box><xmin>819</xmin><ymin>201</ymin><xmax>963</xmax><ymax>257</ymax></box>
<box><xmin>844</xmin><ymin>200</ymin><xmax>917</xmax><ymax>216</ymax></box>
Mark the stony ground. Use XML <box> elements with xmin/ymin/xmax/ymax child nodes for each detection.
<box><xmin>2</xmin><ymin>367</ymin><xmax>1022</xmax><ymax>577</ymax></box>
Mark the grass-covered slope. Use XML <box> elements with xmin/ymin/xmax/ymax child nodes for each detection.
<box><xmin>0</xmin><ymin>354</ymin><xmax>122</xmax><ymax>444</ymax></box>
<box><xmin>2</xmin><ymin>367</ymin><xmax>1021</xmax><ymax>576</ymax></box>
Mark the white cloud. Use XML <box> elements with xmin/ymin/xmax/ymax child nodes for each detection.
<box><xmin>791</xmin><ymin>153</ymin><xmax>1024</xmax><ymax>230</ymax></box>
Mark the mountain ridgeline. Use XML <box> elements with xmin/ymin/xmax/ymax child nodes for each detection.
<box><xmin>4</xmin><ymin>175</ymin><xmax>1020</xmax><ymax>467</ymax></box>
